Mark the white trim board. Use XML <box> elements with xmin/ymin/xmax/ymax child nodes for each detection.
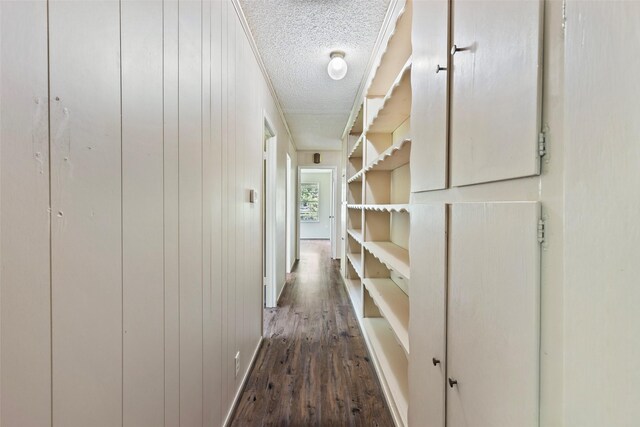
<box><xmin>222</xmin><ymin>337</ymin><xmax>264</xmax><ymax>426</ymax></box>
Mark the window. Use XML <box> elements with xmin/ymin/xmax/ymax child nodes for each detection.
<box><xmin>300</xmin><ymin>182</ymin><xmax>320</xmax><ymax>222</ymax></box>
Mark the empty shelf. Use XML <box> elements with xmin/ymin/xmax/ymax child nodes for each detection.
<box><xmin>347</xmin><ymin>169</ymin><xmax>364</xmax><ymax>183</ymax></box>
<box><xmin>348</xmin><ymin>134</ymin><xmax>364</xmax><ymax>158</ymax></box>
<box><xmin>347</xmin><ymin>252</ymin><xmax>363</xmax><ymax>278</ymax></box>
<box><xmin>363</xmin><ymin>279</ymin><xmax>409</xmax><ymax>355</ymax></box>
<box><xmin>343</xmin><ymin>277</ymin><xmax>362</xmax><ymax>314</ymax></box>
<box><xmin>367</xmin><ymin>60</ymin><xmax>412</xmax><ymax>134</ymax></box>
<box><xmin>367</xmin><ymin>0</ymin><xmax>413</xmax><ymax>97</ymax></box>
<box><xmin>365</xmin><ymin>139</ymin><xmax>411</xmax><ymax>173</ymax></box>
<box><xmin>362</xmin><ymin>318</ymin><xmax>409</xmax><ymax>427</ymax></box>
<box><xmin>347</xmin><ymin>228</ymin><xmax>364</xmax><ymax>245</ymax></box>
<box><xmin>362</xmin><ymin>204</ymin><xmax>410</xmax><ymax>213</ymax></box>
<box><xmin>363</xmin><ymin>241</ymin><xmax>410</xmax><ymax>279</ymax></box>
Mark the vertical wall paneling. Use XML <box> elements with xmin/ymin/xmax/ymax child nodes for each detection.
<box><xmin>201</xmin><ymin>0</ymin><xmax>212</xmax><ymax>422</ymax></box>
<box><xmin>178</xmin><ymin>0</ymin><xmax>204</xmax><ymax>424</ymax></box>
<box><xmin>121</xmin><ymin>1</ymin><xmax>165</xmax><ymax>424</ymax></box>
<box><xmin>163</xmin><ymin>0</ymin><xmax>181</xmax><ymax>424</ymax></box>
<box><xmin>225</xmin><ymin>4</ymin><xmax>237</xmax><ymax>401</ymax></box>
<box><xmin>207</xmin><ymin>1</ymin><xmax>224</xmax><ymax>422</ymax></box>
<box><xmin>447</xmin><ymin>202</ymin><xmax>540</xmax><ymax>427</ymax></box>
<box><xmin>410</xmin><ymin>0</ymin><xmax>449</xmax><ymax>192</ymax></box>
<box><xmin>449</xmin><ymin>0</ymin><xmax>543</xmax><ymax>187</ymax></box>
<box><xmin>1</xmin><ymin>0</ymin><xmax>291</xmax><ymax>423</ymax></box>
<box><xmin>219</xmin><ymin>0</ymin><xmax>231</xmax><ymax>413</ymax></box>
<box><xmin>408</xmin><ymin>203</ymin><xmax>447</xmax><ymax>427</ymax></box>
<box><xmin>49</xmin><ymin>0</ymin><xmax>123</xmax><ymax>424</ymax></box>
<box><xmin>235</xmin><ymin>21</ymin><xmax>246</xmax><ymax>378</ymax></box>
<box><xmin>203</xmin><ymin>0</ymin><xmax>221</xmax><ymax>424</ymax></box>
<box><xmin>0</xmin><ymin>2</ymin><xmax>51</xmax><ymax>425</ymax></box>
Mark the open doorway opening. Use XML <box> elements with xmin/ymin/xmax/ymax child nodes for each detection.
<box><xmin>298</xmin><ymin>167</ymin><xmax>337</xmax><ymax>258</ymax></box>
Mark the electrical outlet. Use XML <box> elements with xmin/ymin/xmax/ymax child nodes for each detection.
<box><xmin>235</xmin><ymin>351</ymin><xmax>240</xmax><ymax>378</ymax></box>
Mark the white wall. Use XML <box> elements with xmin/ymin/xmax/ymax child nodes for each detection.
<box><xmin>563</xmin><ymin>2</ymin><xmax>640</xmax><ymax>425</ymax></box>
<box><xmin>0</xmin><ymin>0</ymin><xmax>295</xmax><ymax>425</ymax></box>
<box><xmin>300</xmin><ymin>171</ymin><xmax>332</xmax><ymax>239</ymax></box>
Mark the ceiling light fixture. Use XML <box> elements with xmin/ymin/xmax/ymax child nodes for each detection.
<box><xmin>327</xmin><ymin>51</ymin><xmax>348</xmax><ymax>80</ymax></box>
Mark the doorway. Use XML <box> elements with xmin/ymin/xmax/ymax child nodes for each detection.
<box><xmin>297</xmin><ymin>167</ymin><xmax>337</xmax><ymax>259</ymax></box>
<box><xmin>263</xmin><ymin>117</ymin><xmax>277</xmax><ymax>309</ymax></box>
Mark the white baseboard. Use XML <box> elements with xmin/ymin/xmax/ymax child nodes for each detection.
<box><xmin>223</xmin><ymin>336</ymin><xmax>264</xmax><ymax>426</ymax></box>
<box><xmin>276</xmin><ymin>279</ymin><xmax>287</xmax><ymax>305</ymax></box>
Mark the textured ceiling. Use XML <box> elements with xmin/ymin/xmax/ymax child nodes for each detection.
<box><xmin>238</xmin><ymin>0</ymin><xmax>391</xmax><ymax>151</ymax></box>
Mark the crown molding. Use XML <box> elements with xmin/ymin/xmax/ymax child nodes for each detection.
<box><xmin>230</xmin><ymin>0</ymin><xmax>298</xmax><ymax>150</ymax></box>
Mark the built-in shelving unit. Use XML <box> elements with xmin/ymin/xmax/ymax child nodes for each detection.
<box><xmin>340</xmin><ymin>1</ymin><xmax>413</xmax><ymax>425</ymax></box>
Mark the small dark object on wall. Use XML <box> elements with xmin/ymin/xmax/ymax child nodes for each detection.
<box><xmin>313</xmin><ymin>153</ymin><xmax>321</xmax><ymax>164</ymax></box>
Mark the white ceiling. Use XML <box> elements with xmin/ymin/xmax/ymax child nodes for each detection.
<box><xmin>238</xmin><ymin>0</ymin><xmax>391</xmax><ymax>151</ymax></box>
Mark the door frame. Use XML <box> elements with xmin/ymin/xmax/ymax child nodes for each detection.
<box><xmin>297</xmin><ymin>165</ymin><xmax>338</xmax><ymax>259</ymax></box>
<box><xmin>263</xmin><ymin>114</ymin><xmax>277</xmax><ymax>308</ymax></box>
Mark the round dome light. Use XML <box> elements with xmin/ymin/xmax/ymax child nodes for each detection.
<box><xmin>327</xmin><ymin>51</ymin><xmax>348</xmax><ymax>80</ymax></box>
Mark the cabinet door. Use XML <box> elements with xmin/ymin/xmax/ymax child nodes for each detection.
<box><xmin>411</xmin><ymin>0</ymin><xmax>449</xmax><ymax>192</ymax></box>
<box><xmin>409</xmin><ymin>203</ymin><xmax>448</xmax><ymax>427</ymax></box>
<box><xmin>447</xmin><ymin>202</ymin><xmax>540</xmax><ymax>427</ymax></box>
<box><xmin>450</xmin><ymin>0</ymin><xmax>543</xmax><ymax>186</ymax></box>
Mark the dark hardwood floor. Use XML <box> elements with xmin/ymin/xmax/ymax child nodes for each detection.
<box><xmin>229</xmin><ymin>240</ymin><xmax>394</xmax><ymax>427</ymax></box>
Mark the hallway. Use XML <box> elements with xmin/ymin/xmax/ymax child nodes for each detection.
<box><xmin>230</xmin><ymin>240</ymin><xmax>394</xmax><ymax>426</ymax></box>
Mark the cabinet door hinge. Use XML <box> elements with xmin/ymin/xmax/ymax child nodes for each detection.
<box><xmin>537</xmin><ymin>218</ymin><xmax>546</xmax><ymax>244</ymax></box>
<box><xmin>538</xmin><ymin>132</ymin><xmax>547</xmax><ymax>157</ymax></box>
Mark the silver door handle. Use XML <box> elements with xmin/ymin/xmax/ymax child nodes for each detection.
<box><xmin>451</xmin><ymin>44</ymin><xmax>469</xmax><ymax>56</ymax></box>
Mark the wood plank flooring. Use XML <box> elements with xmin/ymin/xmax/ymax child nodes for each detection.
<box><xmin>230</xmin><ymin>240</ymin><xmax>394</xmax><ymax>426</ymax></box>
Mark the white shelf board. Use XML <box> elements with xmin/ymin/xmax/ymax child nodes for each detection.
<box><xmin>362</xmin><ymin>318</ymin><xmax>409</xmax><ymax>427</ymax></box>
<box><xmin>363</xmin><ymin>241</ymin><xmax>410</xmax><ymax>279</ymax></box>
<box><xmin>365</xmin><ymin>139</ymin><xmax>411</xmax><ymax>173</ymax></box>
<box><xmin>347</xmin><ymin>228</ymin><xmax>364</xmax><ymax>245</ymax></box>
<box><xmin>367</xmin><ymin>60</ymin><xmax>412</xmax><ymax>134</ymax></box>
<box><xmin>362</xmin><ymin>204</ymin><xmax>410</xmax><ymax>213</ymax></box>
<box><xmin>367</xmin><ymin>0</ymin><xmax>413</xmax><ymax>97</ymax></box>
<box><xmin>347</xmin><ymin>252</ymin><xmax>363</xmax><ymax>278</ymax></box>
<box><xmin>347</xmin><ymin>204</ymin><xmax>364</xmax><ymax>210</ymax></box>
<box><xmin>347</xmin><ymin>169</ymin><xmax>364</xmax><ymax>183</ymax></box>
<box><xmin>344</xmin><ymin>277</ymin><xmax>362</xmax><ymax>314</ymax></box>
<box><xmin>363</xmin><ymin>279</ymin><xmax>409</xmax><ymax>355</ymax></box>
<box><xmin>348</xmin><ymin>134</ymin><xmax>364</xmax><ymax>158</ymax></box>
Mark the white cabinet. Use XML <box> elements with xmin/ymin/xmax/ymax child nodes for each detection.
<box><xmin>450</xmin><ymin>0</ymin><xmax>543</xmax><ymax>186</ymax></box>
<box><xmin>409</xmin><ymin>203</ymin><xmax>447</xmax><ymax>427</ymax></box>
<box><xmin>447</xmin><ymin>202</ymin><xmax>540</xmax><ymax>427</ymax></box>
<box><xmin>410</xmin><ymin>0</ymin><xmax>449</xmax><ymax>192</ymax></box>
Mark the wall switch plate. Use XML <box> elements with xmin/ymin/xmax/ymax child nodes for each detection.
<box><xmin>235</xmin><ymin>351</ymin><xmax>240</xmax><ymax>377</ymax></box>
<box><xmin>249</xmin><ymin>189</ymin><xmax>257</xmax><ymax>203</ymax></box>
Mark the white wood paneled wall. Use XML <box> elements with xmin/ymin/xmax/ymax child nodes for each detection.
<box><xmin>0</xmin><ymin>0</ymin><xmax>295</xmax><ymax>425</ymax></box>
